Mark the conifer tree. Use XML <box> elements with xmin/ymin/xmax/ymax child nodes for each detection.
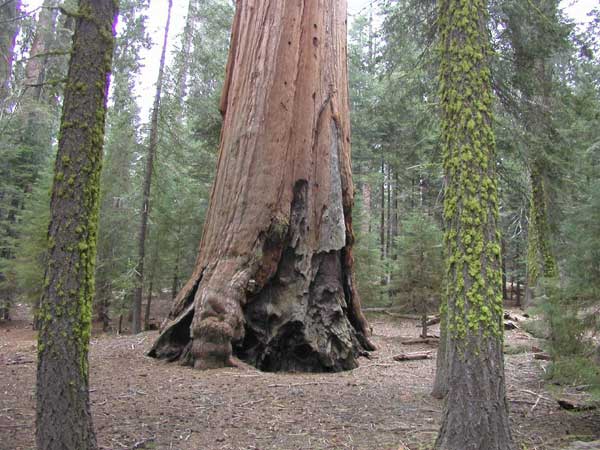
<box><xmin>434</xmin><ymin>0</ymin><xmax>514</xmax><ymax>448</ymax></box>
<box><xmin>36</xmin><ymin>0</ymin><xmax>118</xmax><ymax>447</ymax></box>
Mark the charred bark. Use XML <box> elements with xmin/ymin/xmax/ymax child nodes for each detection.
<box><xmin>35</xmin><ymin>0</ymin><xmax>117</xmax><ymax>448</ymax></box>
<box><xmin>150</xmin><ymin>0</ymin><xmax>374</xmax><ymax>372</ymax></box>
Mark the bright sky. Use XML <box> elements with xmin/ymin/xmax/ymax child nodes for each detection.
<box><xmin>25</xmin><ymin>0</ymin><xmax>597</xmax><ymax>121</ymax></box>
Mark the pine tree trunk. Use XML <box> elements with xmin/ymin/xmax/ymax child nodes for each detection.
<box><xmin>361</xmin><ymin>181</ymin><xmax>371</xmax><ymax>234</ymax></box>
<box><xmin>144</xmin><ymin>237</ymin><xmax>160</xmax><ymax>330</ymax></box>
<box><xmin>501</xmin><ymin>237</ymin><xmax>507</xmax><ymax>301</ymax></box>
<box><xmin>144</xmin><ymin>279</ymin><xmax>153</xmax><ymax>331</ymax></box>
<box><xmin>434</xmin><ymin>0</ymin><xmax>514</xmax><ymax>448</ymax></box>
<box><xmin>431</xmin><ymin>301</ymin><xmax>448</xmax><ymax>399</ymax></box>
<box><xmin>506</xmin><ymin>1</ymin><xmax>559</xmax><ymax>306</ymax></box>
<box><xmin>380</xmin><ymin>158</ymin><xmax>386</xmax><ymax>260</ymax></box>
<box><xmin>36</xmin><ymin>1</ymin><xmax>117</xmax><ymax>448</ymax></box>
<box><xmin>149</xmin><ymin>0</ymin><xmax>374</xmax><ymax>372</ymax></box>
<box><xmin>132</xmin><ymin>0</ymin><xmax>172</xmax><ymax>334</ymax></box>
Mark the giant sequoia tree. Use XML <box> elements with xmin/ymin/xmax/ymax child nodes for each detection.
<box><xmin>150</xmin><ymin>0</ymin><xmax>374</xmax><ymax>372</ymax></box>
<box><xmin>36</xmin><ymin>0</ymin><xmax>117</xmax><ymax>448</ymax></box>
<box><xmin>434</xmin><ymin>0</ymin><xmax>515</xmax><ymax>448</ymax></box>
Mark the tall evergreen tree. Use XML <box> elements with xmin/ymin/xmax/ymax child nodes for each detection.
<box><xmin>502</xmin><ymin>0</ymin><xmax>569</xmax><ymax>304</ymax></box>
<box><xmin>36</xmin><ymin>0</ymin><xmax>118</xmax><ymax>447</ymax></box>
<box><xmin>95</xmin><ymin>0</ymin><xmax>150</xmax><ymax>331</ymax></box>
<box><xmin>434</xmin><ymin>0</ymin><xmax>514</xmax><ymax>448</ymax></box>
<box><xmin>131</xmin><ymin>0</ymin><xmax>173</xmax><ymax>334</ymax></box>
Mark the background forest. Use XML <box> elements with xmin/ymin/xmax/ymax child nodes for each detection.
<box><xmin>1</xmin><ymin>0</ymin><xmax>599</xmax><ymax>391</ymax></box>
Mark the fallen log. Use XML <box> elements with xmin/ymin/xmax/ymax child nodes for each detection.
<box><xmin>385</xmin><ymin>311</ymin><xmax>424</xmax><ymax>320</ymax></box>
<box><xmin>426</xmin><ymin>316</ymin><xmax>441</xmax><ymax>326</ymax></box>
<box><xmin>393</xmin><ymin>351</ymin><xmax>432</xmax><ymax>361</ymax></box>
<box><xmin>364</xmin><ymin>307</ymin><xmax>413</xmax><ymax>313</ymax></box>
<box><xmin>504</xmin><ymin>321</ymin><xmax>519</xmax><ymax>330</ymax></box>
<box><xmin>533</xmin><ymin>353</ymin><xmax>551</xmax><ymax>361</ymax></box>
<box><xmin>557</xmin><ymin>398</ymin><xmax>598</xmax><ymax>411</ymax></box>
<box><xmin>401</xmin><ymin>338</ymin><xmax>439</xmax><ymax>346</ymax></box>
<box><xmin>413</xmin><ymin>316</ymin><xmax>441</xmax><ymax>327</ymax></box>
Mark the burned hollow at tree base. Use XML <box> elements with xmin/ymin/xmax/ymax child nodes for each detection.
<box><xmin>148</xmin><ymin>0</ymin><xmax>374</xmax><ymax>372</ymax></box>
<box><xmin>149</xmin><ymin>179</ymin><xmax>375</xmax><ymax>373</ymax></box>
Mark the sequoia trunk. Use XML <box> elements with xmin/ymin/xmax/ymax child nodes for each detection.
<box><xmin>150</xmin><ymin>0</ymin><xmax>373</xmax><ymax>372</ymax></box>
<box><xmin>36</xmin><ymin>1</ymin><xmax>117</xmax><ymax>448</ymax></box>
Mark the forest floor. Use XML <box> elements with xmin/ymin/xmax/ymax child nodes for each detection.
<box><xmin>1</xmin><ymin>301</ymin><xmax>600</xmax><ymax>450</ymax></box>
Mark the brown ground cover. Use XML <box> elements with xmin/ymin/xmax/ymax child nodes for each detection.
<box><xmin>1</xmin><ymin>302</ymin><xmax>599</xmax><ymax>450</ymax></box>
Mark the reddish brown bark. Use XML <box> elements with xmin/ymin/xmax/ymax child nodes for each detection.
<box><xmin>150</xmin><ymin>0</ymin><xmax>374</xmax><ymax>372</ymax></box>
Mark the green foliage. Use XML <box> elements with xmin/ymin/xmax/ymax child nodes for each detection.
<box><xmin>548</xmin><ymin>355</ymin><xmax>600</xmax><ymax>387</ymax></box>
<box><xmin>539</xmin><ymin>176</ymin><xmax>600</xmax><ymax>387</ymax></box>
<box><xmin>392</xmin><ymin>211</ymin><xmax>443</xmax><ymax>313</ymax></box>
<box><xmin>353</xmin><ymin>196</ymin><xmax>385</xmax><ymax>307</ymax></box>
<box><xmin>13</xmin><ymin>166</ymin><xmax>52</xmax><ymax>309</ymax></box>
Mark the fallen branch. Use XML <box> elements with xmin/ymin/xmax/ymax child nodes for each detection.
<box><xmin>426</xmin><ymin>316</ymin><xmax>441</xmax><ymax>326</ymax></box>
<box><xmin>393</xmin><ymin>351</ymin><xmax>432</xmax><ymax>361</ymax></box>
<box><xmin>557</xmin><ymin>398</ymin><xmax>598</xmax><ymax>411</ymax></box>
<box><xmin>6</xmin><ymin>359</ymin><xmax>34</xmax><ymax>365</ymax></box>
<box><xmin>267</xmin><ymin>381</ymin><xmax>338</xmax><ymax>388</ymax></box>
<box><xmin>401</xmin><ymin>338</ymin><xmax>439</xmax><ymax>345</ymax></box>
<box><xmin>130</xmin><ymin>436</ymin><xmax>156</xmax><ymax>450</ymax></box>
<box><xmin>384</xmin><ymin>311</ymin><xmax>423</xmax><ymax>320</ymax></box>
<box><xmin>533</xmin><ymin>353</ymin><xmax>551</xmax><ymax>361</ymax></box>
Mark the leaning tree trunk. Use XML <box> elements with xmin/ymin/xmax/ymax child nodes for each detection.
<box><xmin>36</xmin><ymin>1</ymin><xmax>117</xmax><ymax>449</ymax></box>
<box><xmin>149</xmin><ymin>0</ymin><xmax>374</xmax><ymax>372</ymax></box>
<box><xmin>434</xmin><ymin>0</ymin><xmax>515</xmax><ymax>449</ymax></box>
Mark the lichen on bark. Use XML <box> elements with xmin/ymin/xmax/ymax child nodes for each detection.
<box><xmin>36</xmin><ymin>1</ymin><xmax>118</xmax><ymax>449</ymax></box>
<box><xmin>434</xmin><ymin>0</ymin><xmax>515</xmax><ymax>448</ymax></box>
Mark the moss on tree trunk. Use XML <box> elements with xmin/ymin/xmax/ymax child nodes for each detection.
<box><xmin>35</xmin><ymin>1</ymin><xmax>118</xmax><ymax>449</ymax></box>
<box><xmin>434</xmin><ymin>0</ymin><xmax>515</xmax><ymax>448</ymax></box>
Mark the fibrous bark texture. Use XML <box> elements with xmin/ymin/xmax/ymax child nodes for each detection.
<box><xmin>36</xmin><ymin>1</ymin><xmax>117</xmax><ymax>449</ymax></box>
<box><xmin>434</xmin><ymin>0</ymin><xmax>515</xmax><ymax>449</ymax></box>
<box><xmin>431</xmin><ymin>302</ymin><xmax>448</xmax><ymax>399</ymax></box>
<box><xmin>150</xmin><ymin>0</ymin><xmax>374</xmax><ymax>372</ymax></box>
